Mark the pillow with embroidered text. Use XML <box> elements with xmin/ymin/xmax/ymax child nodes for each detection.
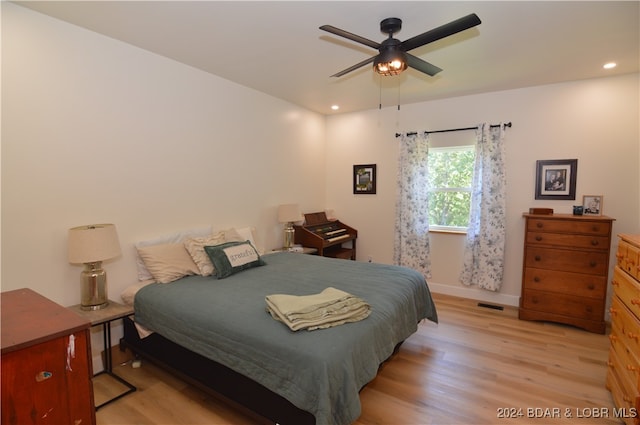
<box><xmin>204</xmin><ymin>241</ymin><xmax>265</xmax><ymax>279</ymax></box>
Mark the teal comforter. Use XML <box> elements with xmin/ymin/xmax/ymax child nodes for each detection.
<box><xmin>134</xmin><ymin>252</ymin><xmax>437</xmax><ymax>425</ymax></box>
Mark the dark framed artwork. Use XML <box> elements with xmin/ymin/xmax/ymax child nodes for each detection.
<box><xmin>353</xmin><ymin>164</ymin><xmax>376</xmax><ymax>194</ymax></box>
<box><xmin>535</xmin><ymin>159</ymin><xmax>577</xmax><ymax>200</ymax></box>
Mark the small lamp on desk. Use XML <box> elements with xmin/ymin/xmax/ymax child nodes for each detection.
<box><xmin>278</xmin><ymin>204</ymin><xmax>301</xmax><ymax>250</ymax></box>
<box><xmin>68</xmin><ymin>223</ymin><xmax>121</xmax><ymax>311</ymax></box>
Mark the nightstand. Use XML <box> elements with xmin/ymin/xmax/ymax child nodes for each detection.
<box><xmin>273</xmin><ymin>247</ymin><xmax>318</xmax><ymax>254</ymax></box>
<box><xmin>68</xmin><ymin>300</ymin><xmax>136</xmax><ymax>409</ymax></box>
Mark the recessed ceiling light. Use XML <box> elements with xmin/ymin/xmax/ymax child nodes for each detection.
<box><xmin>603</xmin><ymin>62</ymin><xmax>617</xmax><ymax>69</ymax></box>
<box><xmin>331</xmin><ymin>105</ymin><xmax>340</xmax><ymax>111</ymax></box>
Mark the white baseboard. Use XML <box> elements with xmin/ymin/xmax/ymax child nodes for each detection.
<box><xmin>428</xmin><ymin>281</ymin><xmax>520</xmax><ymax>307</ymax></box>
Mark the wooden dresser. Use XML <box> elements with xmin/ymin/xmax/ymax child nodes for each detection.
<box><xmin>607</xmin><ymin>234</ymin><xmax>640</xmax><ymax>424</ymax></box>
<box><xmin>519</xmin><ymin>213</ymin><xmax>615</xmax><ymax>334</ymax></box>
<box><xmin>1</xmin><ymin>288</ymin><xmax>96</xmax><ymax>425</ymax></box>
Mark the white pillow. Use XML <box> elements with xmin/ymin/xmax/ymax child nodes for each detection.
<box><xmin>234</xmin><ymin>226</ymin><xmax>263</xmax><ymax>254</ymax></box>
<box><xmin>134</xmin><ymin>226</ymin><xmax>212</xmax><ymax>281</ymax></box>
<box><xmin>183</xmin><ymin>231</ymin><xmax>226</xmax><ymax>276</ymax></box>
<box><xmin>137</xmin><ymin>243</ymin><xmax>200</xmax><ymax>284</ymax></box>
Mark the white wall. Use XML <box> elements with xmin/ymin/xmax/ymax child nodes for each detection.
<box><xmin>326</xmin><ymin>73</ymin><xmax>640</xmax><ymax>306</ymax></box>
<box><xmin>2</xmin><ymin>3</ymin><xmax>327</xmax><ymax>306</ymax></box>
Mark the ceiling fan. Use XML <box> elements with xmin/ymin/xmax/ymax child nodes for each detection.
<box><xmin>320</xmin><ymin>14</ymin><xmax>481</xmax><ymax>77</ymax></box>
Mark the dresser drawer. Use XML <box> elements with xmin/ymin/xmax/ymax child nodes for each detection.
<box><xmin>609</xmin><ymin>329</ymin><xmax>640</xmax><ymax>396</ymax></box>
<box><xmin>611</xmin><ymin>296</ymin><xmax>640</xmax><ymax>360</ymax></box>
<box><xmin>521</xmin><ymin>289</ymin><xmax>604</xmax><ymax>321</ymax></box>
<box><xmin>613</xmin><ymin>266</ymin><xmax>640</xmax><ymax>319</ymax></box>
<box><xmin>618</xmin><ymin>239</ymin><xmax>640</xmax><ymax>281</ymax></box>
<box><xmin>525</xmin><ymin>246</ymin><xmax>609</xmax><ymax>275</ymax></box>
<box><xmin>527</xmin><ymin>218</ymin><xmax>611</xmax><ymax>236</ymax></box>
<box><xmin>526</xmin><ymin>231</ymin><xmax>610</xmax><ymax>250</ymax></box>
<box><xmin>607</xmin><ymin>346</ymin><xmax>640</xmax><ymax>425</ymax></box>
<box><xmin>523</xmin><ymin>267</ymin><xmax>606</xmax><ymax>298</ymax></box>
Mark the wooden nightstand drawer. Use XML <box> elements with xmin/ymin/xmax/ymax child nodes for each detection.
<box><xmin>611</xmin><ymin>296</ymin><xmax>640</xmax><ymax>360</ymax></box>
<box><xmin>522</xmin><ymin>267</ymin><xmax>606</xmax><ymax>298</ymax></box>
<box><xmin>527</xmin><ymin>218</ymin><xmax>611</xmax><ymax>236</ymax></box>
<box><xmin>525</xmin><ymin>246</ymin><xmax>609</xmax><ymax>275</ymax></box>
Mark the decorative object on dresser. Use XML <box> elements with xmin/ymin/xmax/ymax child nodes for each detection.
<box><xmin>1</xmin><ymin>288</ymin><xmax>96</xmax><ymax>425</ymax></box>
<box><xmin>607</xmin><ymin>233</ymin><xmax>640</xmax><ymax>425</ymax></box>
<box><xmin>519</xmin><ymin>213</ymin><xmax>615</xmax><ymax>334</ymax></box>
<box><xmin>534</xmin><ymin>159</ymin><xmax>577</xmax><ymax>200</ymax></box>
<box><xmin>68</xmin><ymin>223</ymin><xmax>121</xmax><ymax>310</ymax></box>
<box><xmin>583</xmin><ymin>194</ymin><xmax>603</xmax><ymax>216</ymax></box>
<box><xmin>294</xmin><ymin>211</ymin><xmax>357</xmax><ymax>260</ymax></box>
<box><xmin>277</xmin><ymin>204</ymin><xmax>302</xmax><ymax>250</ymax></box>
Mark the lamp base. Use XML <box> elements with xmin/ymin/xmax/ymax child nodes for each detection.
<box><xmin>283</xmin><ymin>223</ymin><xmax>295</xmax><ymax>249</ymax></box>
<box><xmin>80</xmin><ymin>262</ymin><xmax>109</xmax><ymax>310</ymax></box>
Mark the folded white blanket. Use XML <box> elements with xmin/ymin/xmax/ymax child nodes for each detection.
<box><xmin>266</xmin><ymin>287</ymin><xmax>371</xmax><ymax>331</ymax></box>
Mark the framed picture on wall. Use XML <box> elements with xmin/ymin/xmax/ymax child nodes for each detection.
<box><xmin>534</xmin><ymin>159</ymin><xmax>577</xmax><ymax>200</ymax></box>
<box><xmin>583</xmin><ymin>195</ymin><xmax>603</xmax><ymax>216</ymax></box>
<box><xmin>353</xmin><ymin>164</ymin><xmax>376</xmax><ymax>194</ymax></box>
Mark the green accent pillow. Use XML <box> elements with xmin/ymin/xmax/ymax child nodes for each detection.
<box><xmin>204</xmin><ymin>241</ymin><xmax>265</xmax><ymax>279</ymax></box>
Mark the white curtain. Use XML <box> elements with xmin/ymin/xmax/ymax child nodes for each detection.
<box><xmin>459</xmin><ymin>123</ymin><xmax>507</xmax><ymax>291</ymax></box>
<box><xmin>394</xmin><ymin>133</ymin><xmax>431</xmax><ymax>278</ymax></box>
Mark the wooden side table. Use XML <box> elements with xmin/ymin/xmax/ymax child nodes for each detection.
<box><xmin>272</xmin><ymin>247</ymin><xmax>318</xmax><ymax>254</ymax></box>
<box><xmin>68</xmin><ymin>300</ymin><xmax>137</xmax><ymax>409</ymax></box>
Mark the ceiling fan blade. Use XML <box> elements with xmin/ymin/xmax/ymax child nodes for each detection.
<box><xmin>330</xmin><ymin>56</ymin><xmax>376</xmax><ymax>77</ymax></box>
<box><xmin>405</xmin><ymin>53</ymin><xmax>443</xmax><ymax>76</ymax></box>
<box><xmin>320</xmin><ymin>25</ymin><xmax>380</xmax><ymax>49</ymax></box>
<box><xmin>401</xmin><ymin>13</ymin><xmax>481</xmax><ymax>52</ymax></box>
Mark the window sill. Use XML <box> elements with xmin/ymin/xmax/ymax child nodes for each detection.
<box><xmin>429</xmin><ymin>228</ymin><xmax>467</xmax><ymax>235</ymax></box>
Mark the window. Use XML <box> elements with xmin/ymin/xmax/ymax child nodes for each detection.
<box><xmin>427</xmin><ymin>145</ymin><xmax>475</xmax><ymax>232</ymax></box>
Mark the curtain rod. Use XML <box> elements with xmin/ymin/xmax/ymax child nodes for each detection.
<box><xmin>395</xmin><ymin>121</ymin><xmax>512</xmax><ymax>138</ymax></box>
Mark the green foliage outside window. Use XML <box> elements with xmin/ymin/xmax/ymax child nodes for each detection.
<box><xmin>427</xmin><ymin>146</ymin><xmax>475</xmax><ymax>228</ymax></box>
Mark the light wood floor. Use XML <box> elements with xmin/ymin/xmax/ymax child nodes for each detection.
<box><xmin>95</xmin><ymin>293</ymin><xmax>620</xmax><ymax>424</ymax></box>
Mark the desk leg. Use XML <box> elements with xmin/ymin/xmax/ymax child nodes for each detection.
<box><xmin>94</xmin><ymin>320</ymin><xmax>137</xmax><ymax>410</ymax></box>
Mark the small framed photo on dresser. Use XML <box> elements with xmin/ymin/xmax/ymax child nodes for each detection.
<box><xmin>583</xmin><ymin>195</ymin><xmax>603</xmax><ymax>216</ymax></box>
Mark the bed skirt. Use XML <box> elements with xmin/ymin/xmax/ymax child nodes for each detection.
<box><xmin>120</xmin><ymin>316</ymin><xmax>316</xmax><ymax>425</ymax></box>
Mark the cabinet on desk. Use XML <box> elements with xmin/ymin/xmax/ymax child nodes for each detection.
<box><xmin>519</xmin><ymin>213</ymin><xmax>614</xmax><ymax>334</ymax></box>
<box><xmin>1</xmin><ymin>288</ymin><xmax>96</xmax><ymax>425</ymax></box>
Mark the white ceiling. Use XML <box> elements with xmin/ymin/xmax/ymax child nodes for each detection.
<box><xmin>14</xmin><ymin>1</ymin><xmax>640</xmax><ymax>115</ymax></box>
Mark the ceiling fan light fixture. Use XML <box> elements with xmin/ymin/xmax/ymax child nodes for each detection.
<box><xmin>374</xmin><ymin>50</ymin><xmax>407</xmax><ymax>76</ymax></box>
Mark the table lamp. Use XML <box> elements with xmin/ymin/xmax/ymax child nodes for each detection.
<box><xmin>278</xmin><ymin>204</ymin><xmax>301</xmax><ymax>250</ymax></box>
<box><xmin>68</xmin><ymin>224</ymin><xmax>121</xmax><ymax>310</ymax></box>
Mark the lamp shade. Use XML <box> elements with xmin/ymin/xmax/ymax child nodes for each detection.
<box><xmin>278</xmin><ymin>204</ymin><xmax>301</xmax><ymax>223</ymax></box>
<box><xmin>68</xmin><ymin>224</ymin><xmax>121</xmax><ymax>264</ymax></box>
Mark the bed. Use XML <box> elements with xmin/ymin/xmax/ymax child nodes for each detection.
<box><xmin>122</xmin><ymin>248</ymin><xmax>437</xmax><ymax>425</ymax></box>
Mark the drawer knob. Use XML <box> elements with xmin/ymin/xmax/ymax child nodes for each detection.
<box><xmin>592</xmin><ymin>225</ymin><xmax>599</xmax><ymax>232</ymax></box>
<box><xmin>591</xmin><ymin>240</ymin><xmax>599</xmax><ymax>246</ymax></box>
<box><xmin>609</xmin><ymin>307</ymin><xmax>618</xmax><ymax>315</ymax></box>
<box><xmin>609</xmin><ymin>334</ymin><xmax>618</xmax><ymax>343</ymax></box>
<box><xmin>627</xmin><ymin>332</ymin><xmax>638</xmax><ymax>341</ymax></box>
<box><xmin>607</xmin><ymin>360</ymin><xmax>614</xmax><ymax>368</ymax></box>
<box><xmin>533</xmin><ymin>276</ymin><xmax>541</xmax><ymax>283</ymax></box>
<box><xmin>612</xmin><ymin>279</ymin><xmax>620</xmax><ymax>287</ymax></box>
<box><xmin>35</xmin><ymin>371</ymin><xmax>52</xmax><ymax>382</ymax></box>
<box><xmin>587</xmin><ymin>284</ymin><xmax>595</xmax><ymax>290</ymax></box>
<box><xmin>631</xmin><ymin>299</ymin><xmax>640</xmax><ymax>306</ymax></box>
<box><xmin>535</xmin><ymin>255</ymin><xmax>541</xmax><ymax>261</ymax></box>
<box><xmin>535</xmin><ymin>235</ymin><xmax>542</xmax><ymax>242</ymax></box>
<box><xmin>536</xmin><ymin>222</ymin><xmax>543</xmax><ymax>228</ymax></box>
<box><xmin>589</xmin><ymin>261</ymin><xmax>597</xmax><ymax>267</ymax></box>
<box><xmin>585</xmin><ymin>306</ymin><xmax>593</xmax><ymax>313</ymax></box>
